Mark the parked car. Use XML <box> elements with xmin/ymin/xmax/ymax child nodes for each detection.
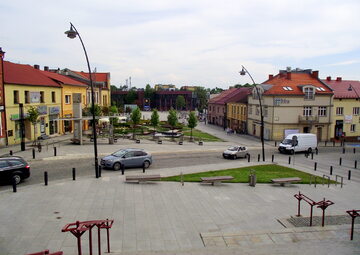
<box><xmin>101</xmin><ymin>148</ymin><xmax>152</xmax><ymax>170</ymax></box>
<box><xmin>0</xmin><ymin>156</ymin><xmax>30</xmax><ymax>184</ymax></box>
<box><xmin>278</xmin><ymin>133</ymin><xmax>317</xmax><ymax>154</ymax></box>
<box><xmin>223</xmin><ymin>146</ymin><xmax>249</xmax><ymax>159</ymax></box>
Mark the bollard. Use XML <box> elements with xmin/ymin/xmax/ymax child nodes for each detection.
<box><xmin>288</xmin><ymin>156</ymin><xmax>291</xmax><ymax>164</ymax></box>
<box><xmin>98</xmin><ymin>165</ymin><xmax>102</xmax><ymax>177</ymax></box>
<box><xmin>315</xmin><ymin>148</ymin><xmax>318</xmax><ymax>155</ymax></box>
<box><xmin>354</xmin><ymin>148</ymin><xmax>356</xmax><ymax>154</ymax></box>
<box><xmin>339</xmin><ymin>157</ymin><xmax>342</xmax><ymax>166</ymax></box>
<box><xmin>32</xmin><ymin>148</ymin><xmax>35</xmax><ymax>159</ymax></box>
<box><xmin>330</xmin><ymin>166</ymin><xmax>333</xmax><ymax>175</ymax></box>
<box><xmin>342</xmin><ymin>147</ymin><xmax>345</xmax><ymax>154</ymax></box>
<box><xmin>272</xmin><ymin>154</ymin><xmax>274</xmax><ymax>162</ymax></box>
<box><xmin>311</xmin><ymin>152</ymin><xmax>314</xmax><ymax>160</ymax></box>
<box><xmin>258</xmin><ymin>154</ymin><xmax>260</xmax><ymax>162</ymax></box>
<box><xmin>142</xmin><ymin>163</ymin><xmax>145</xmax><ymax>173</ymax></box>
<box><xmin>355</xmin><ymin>160</ymin><xmax>357</xmax><ymax>169</ymax></box>
<box><xmin>12</xmin><ymin>176</ymin><xmax>17</xmax><ymax>193</ymax></box>
<box><xmin>44</xmin><ymin>171</ymin><xmax>48</xmax><ymax>186</ymax></box>
<box><xmin>325</xmin><ymin>141</ymin><xmax>327</xmax><ymax>147</ymax></box>
<box><xmin>9</xmin><ymin>150</ymin><xmax>13</xmax><ymax>155</ymax></box>
<box><xmin>314</xmin><ymin>162</ymin><xmax>317</xmax><ymax>171</ymax></box>
<box><xmin>72</xmin><ymin>168</ymin><xmax>76</xmax><ymax>180</ymax></box>
<box><xmin>121</xmin><ymin>164</ymin><xmax>125</xmax><ymax>175</ymax></box>
<box><xmin>95</xmin><ymin>166</ymin><xmax>99</xmax><ymax>178</ymax></box>
<box><xmin>348</xmin><ymin>170</ymin><xmax>351</xmax><ymax>180</ymax></box>
<box><xmin>248</xmin><ymin>154</ymin><xmax>251</xmax><ymax>162</ymax></box>
<box><xmin>333</xmin><ymin>140</ymin><xmax>335</xmax><ymax>147</ymax></box>
<box><xmin>274</xmin><ymin>141</ymin><xmax>277</xmax><ymax>147</ymax></box>
<box><xmin>54</xmin><ymin>147</ymin><xmax>57</xmax><ymax>156</ymax></box>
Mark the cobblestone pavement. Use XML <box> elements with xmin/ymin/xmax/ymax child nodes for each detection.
<box><xmin>286</xmin><ymin>215</ymin><xmax>353</xmax><ymax>227</ymax></box>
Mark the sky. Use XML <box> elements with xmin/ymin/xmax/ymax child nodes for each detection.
<box><xmin>1</xmin><ymin>0</ymin><xmax>360</xmax><ymax>89</ymax></box>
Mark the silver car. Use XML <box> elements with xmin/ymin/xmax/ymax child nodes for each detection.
<box><xmin>101</xmin><ymin>148</ymin><xmax>152</xmax><ymax>170</ymax></box>
<box><xmin>223</xmin><ymin>146</ymin><xmax>249</xmax><ymax>159</ymax></box>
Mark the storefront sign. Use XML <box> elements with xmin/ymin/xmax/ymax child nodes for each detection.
<box><xmin>49</xmin><ymin>106</ymin><xmax>60</xmax><ymax>115</ymax></box>
<box><xmin>345</xmin><ymin>115</ymin><xmax>353</xmax><ymax>124</ymax></box>
<box><xmin>37</xmin><ymin>105</ymin><xmax>48</xmax><ymax>115</ymax></box>
<box><xmin>10</xmin><ymin>113</ymin><xmax>28</xmax><ymax>120</ymax></box>
<box><xmin>274</xmin><ymin>98</ymin><xmax>290</xmax><ymax>106</ymax></box>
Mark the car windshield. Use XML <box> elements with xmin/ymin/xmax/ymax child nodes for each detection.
<box><xmin>282</xmin><ymin>139</ymin><xmax>292</xmax><ymax>145</ymax></box>
<box><xmin>112</xmin><ymin>150</ymin><xmax>128</xmax><ymax>157</ymax></box>
<box><xmin>228</xmin><ymin>146</ymin><xmax>239</xmax><ymax>151</ymax></box>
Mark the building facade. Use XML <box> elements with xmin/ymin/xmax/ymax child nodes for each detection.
<box><xmin>248</xmin><ymin>69</ymin><xmax>333</xmax><ymax>142</ymax></box>
<box><xmin>0</xmin><ymin>49</ymin><xmax>6</xmax><ymax>146</ymax></box>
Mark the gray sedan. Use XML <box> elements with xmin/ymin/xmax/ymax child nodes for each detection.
<box><xmin>101</xmin><ymin>148</ymin><xmax>152</xmax><ymax>170</ymax></box>
<box><xmin>223</xmin><ymin>146</ymin><xmax>249</xmax><ymax>159</ymax></box>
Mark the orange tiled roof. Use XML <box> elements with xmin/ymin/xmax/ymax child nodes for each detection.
<box><xmin>4</xmin><ymin>61</ymin><xmax>61</xmax><ymax>87</ymax></box>
<box><xmin>73</xmin><ymin>71</ymin><xmax>109</xmax><ymax>83</ymax></box>
<box><xmin>41</xmin><ymin>70</ymin><xmax>88</xmax><ymax>87</ymax></box>
<box><xmin>262</xmin><ymin>71</ymin><xmax>332</xmax><ymax>95</ymax></box>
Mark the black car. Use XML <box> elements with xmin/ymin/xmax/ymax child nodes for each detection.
<box><xmin>0</xmin><ymin>156</ymin><xmax>30</xmax><ymax>184</ymax></box>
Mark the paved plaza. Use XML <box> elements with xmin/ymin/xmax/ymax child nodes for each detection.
<box><xmin>0</xmin><ymin>122</ymin><xmax>359</xmax><ymax>254</ymax></box>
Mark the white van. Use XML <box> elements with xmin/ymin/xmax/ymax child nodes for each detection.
<box><xmin>278</xmin><ymin>133</ymin><xmax>317</xmax><ymax>154</ymax></box>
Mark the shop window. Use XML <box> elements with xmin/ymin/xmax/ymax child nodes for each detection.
<box><xmin>13</xmin><ymin>90</ymin><xmax>19</xmax><ymax>104</ymax></box>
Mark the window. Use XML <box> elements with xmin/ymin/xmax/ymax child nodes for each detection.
<box><xmin>353</xmin><ymin>107</ymin><xmax>360</xmax><ymax>115</ymax></box>
<box><xmin>248</xmin><ymin>106</ymin><xmax>252</xmax><ymax>114</ymax></box>
<box><xmin>304</xmin><ymin>87</ymin><xmax>314</xmax><ymax>100</ymax></box>
<box><xmin>13</xmin><ymin>90</ymin><xmax>19</xmax><ymax>104</ymax></box>
<box><xmin>336</xmin><ymin>107</ymin><xmax>344</xmax><ymax>115</ymax></box>
<box><xmin>282</xmin><ymin>86</ymin><xmax>293</xmax><ymax>91</ymax></box>
<box><xmin>256</xmin><ymin>106</ymin><xmax>259</xmax><ymax>116</ymax></box>
<box><xmin>303</xmin><ymin>106</ymin><xmax>312</xmax><ymax>116</ymax></box>
<box><xmin>264</xmin><ymin>106</ymin><xmax>268</xmax><ymax>117</ymax></box>
<box><xmin>350</xmin><ymin>124</ymin><xmax>356</xmax><ymax>132</ymax></box>
<box><xmin>52</xmin><ymin>92</ymin><xmax>56</xmax><ymax>103</ymax></box>
<box><xmin>318</xmin><ymin>106</ymin><xmax>327</xmax><ymax>117</ymax></box>
<box><xmin>25</xmin><ymin>91</ymin><xmax>30</xmax><ymax>104</ymax></box>
<box><xmin>40</xmin><ymin>91</ymin><xmax>45</xmax><ymax>103</ymax></box>
<box><xmin>65</xmin><ymin>95</ymin><xmax>71</xmax><ymax>104</ymax></box>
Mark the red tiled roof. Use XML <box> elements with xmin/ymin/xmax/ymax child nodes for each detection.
<box><xmin>322</xmin><ymin>79</ymin><xmax>360</xmax><ymax>99</ymax></box>
<box><xmin>4</xmin><ymin>61</ymin><xmax>61</xmax><ymax>87</ymax></box>
<box><xmin>73</xmin><ymin>71</ymin><xmax>109</xmax><ymax>83</ymax></box>
<box><xmin>209</xmin><ymin>87</ymin><xmax>251</xmax><ymax>104</ymax></box>
<box><xmin>262</xmin><ymin>72</ymin><xmax>332</xmax><ymax>95</ymax></box>
<box><xmin>41</xmin><ymin>71</ymin><xmax>88</xmax><ymax>87</ymax></box>
<box><xmin>209</xmin><ymin>88</ymin><xmax>237</xmax><ymax>104</ymax></box>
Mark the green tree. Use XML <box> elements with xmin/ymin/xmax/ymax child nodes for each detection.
<box><xmin>130</xmin><ymin>107</ymin><xmax>141</xmax><ymax>139</ymax></box>
<box><xmin>150</xmin><ymin>109</ymin><xmax>160</xmax><ymax>139</ymax></box>
<box><xmin>126</xmin><ymin>89</ymin><xmax>138</xmax><ymax>104</ymax></box>
<box><xmin>144</xmin><ymin>84</ymin><xmax>155</xmax><ymax>101</ymax></box>
<box><xmin>187</xmin><ymin>111</ymin><xmax>197</xmax><ymax>141</ymax></box>
<box><xmin>27</xmin><ymin>106</ymin><xmax>40</xmax><ymax>144</ymax></box>
<box><xmin>195</xmin><ymin>87</ymin><xmax>208</xmax><ymax>112</ymax></box>
<box><xmin>175</xmin><ymin>95</ymin><xmax>186</xmax><ymax>110</ymax></box>
<box><xmin>109</xmin><ymin>105</ymin><xmax>118</xmax><ymax>125</ymax></box>
<box><xmin>167</xmin><ymin>108</ymin><xmax>178</xmax><ymax>140</ymax></box>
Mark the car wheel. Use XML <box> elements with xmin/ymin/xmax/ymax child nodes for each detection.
<box><xmin>143</xmin><ymin>161</ymin><xmax>150</xmax><ymax>169</ymax></box>
<box><xmin>234</xmin><ymin>154</ymin><xmax>238</xmax><ymax>159</ymax></box>
<box><xmin>113</xmin><ymin>162</ymin><xmax>121</xmax><ymax>171</ymax></box>
<box><xmin>290</xmin><ymin>149</ymin><xmax>295</xmax><ymax>155</ymax></box>
<box><xmin>223</xmin><ymin>154</ymin><xmax>226</xmax><ymax>159</ymax></box>
<box><xmin>12</xmin><ymin>174</ymin><xmax>21</xmax><ymax>185</ymax></box>
<box><xmin>307</xmin><ymin>148</ymin><xmax>312</xmax><ymax>154</ymax></box>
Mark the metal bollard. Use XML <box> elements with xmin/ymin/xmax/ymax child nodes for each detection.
<box><xmin>12</xmin><ymin>177</ymin><xmax>17</xmax><ymax>193</ymax></box>
<box><xmin>348</xmin><ymin>170</ymin><xmax>351</xmax><ymax>180</ymax></box>
<box><xmin>98</xmin><ymin>165</ymin><xmax>102</xmax><ymax>177</ymax></box>
<box><xmin>248</xmin><ymin>154</ymin><xmax>251</xmax><ymax>162</ymax></box>
<box><xmin>330</xmin><ymin>166</ymin><xmax>333</xmax><ymax>175</ymax></box>
<box><xmin>44</xmin><ymin>171</ymin><xmax>48</xmax><ymax>186</ymax></box>
<box><xmin>272</xmin><ymin>154</ymin><xmax>274</xmax><ymax>162</ymax></box>
<box><xmin>288</xmin><ymin>156</ymin><xmax>291</xmax><ymax>164</ymax></box>
<box><xmin>354</xmin><ymin>148</ymin><xmax>356</xmax><ymax>154</ymax></box>
<box><xmin>32</xmin><ymin>148</ymin><xmax>35</xmax><ymax>159</ymax></box>
<box><xmin>121</xmin><ymin>164</ymin><xmax>125</xmax><ymax>175</ymax></box>
<box><xmin>54</xmin><ymin>147</ymin><xmax>57</xmax><ymax>156</ymax></box>
<box><xmin>142</xmin><ymin>163</ymin><xmax>145</xmax><ymax>173</ymax></box>
<box><xmin>355</xmin><ymin>160</ymin><xmax>357</xmax><ymax>169</ymax></box>
<box><xmin>339</xmin><ymin>157</ymin><xmax>342</xmax><ymax>166</ymax></box>
<box><xmin>315</xmin><ymin>148</ymin><xmax>318</xmax><ymax>155</ymax></box>
<box><xmin>274</xmin><ymin>141</ymin><xmax>277</xmax><ymax>147</ymax></box>
<box><xmin>333</xmin><ymin>140</ymin><xmax>335</xmax><ymax>147</ymax></box>
<box><xmin>95</xmin><ymin>166</ymin><xmax>99</xmax><ymax>178</ymax></box>
<box><xmin>325</xmin><ymin>141</ymin><xmax>327</xmax><ymax>147</ymax></box>
<box><xmin>10</xmin><ymin>150</ymin><xmax>13</xmax><ymax>155</ymax></box>
<box><xmin>342</xmin><ymin>147</ymin><xmax>345</xmax><ymax>154</ymax></box>
<box><xmin>258</xmin><ymin>154</ymin><xmax>260</xmax><ymax>162</ymax></box>
<box><xmin>72</xmin><ymin>168</ymin><xmax>76</xmax><ymax>180</ymax></box>
<box><xmin>314</xmin><ymin>162</ymin><xmax>317</xmax><ymax>171</ymax></box>
<box><xmin>311</xmin><ymin>152</ymin><xmax>314</xmax><ymax>160</ymax></box>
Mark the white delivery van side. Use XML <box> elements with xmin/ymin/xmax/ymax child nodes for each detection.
<box><xmin>278</xmin><ymin>133</ymin><xmax>317</xmax><ymax>154</ymax></box>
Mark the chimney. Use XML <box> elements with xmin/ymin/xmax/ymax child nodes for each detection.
<box><xmin>44</xmin><ymin>66</ymin><xmax>49</xmax><ymax>71</ymax></box>
<box><xmin>286</xmin><ymin>71</ymin><xmax>291</xmax><ymax>80</ymax></box>
<box><xmin>0</xmin><ymin>47</ymin><xmax>5</xmax><ymax>58</ymax></box>
<box><xmin>34</xmin><ymin>64</ymin><xmax>40</xmax><ymax>70</ymax></box>
<box><xmin>336</xmin><ymin>77</ymin><xmax>342</xmax><ymax>82</ymax></box>
<box><xmin>268</xmin><ymin>74</ymin><xmax>274</xmax><ymax>80</ymax></box>
<box><xmin>312</xmin><ymin>70</ymin><xmax>319</xmax><ymax>78</ymax></box>
<box><xmin>326</xmin><ymin>76</ymin><xmax>331</xmax><ymax>81</ymax></box>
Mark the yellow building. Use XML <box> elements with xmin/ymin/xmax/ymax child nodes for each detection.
<box><xmin>227</xmin><ymin>102</ymin><xmax>247</xmax><ymax>133</ymax></box>
<box><xmin>323</xmin><ymin>77</ymin><xmax>360</xmax><ymax>141</ymax></box>
<box><xmin>4</xmin><ymin>62</ymin><xmax>62</xmax><ymax>145</ymax></box>
<box><xmin>154</xmin><ymin>84</ymin><xmax>176</xmax><ymax>91</ymax></box>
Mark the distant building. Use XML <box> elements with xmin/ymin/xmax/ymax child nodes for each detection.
<box><xmin>154</xmin><ymin>84</ymin><xmax>176</xmax><ymax>91</ymax></box>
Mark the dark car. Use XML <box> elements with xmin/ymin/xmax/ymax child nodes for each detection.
<box><xmin>0</xmin><ymin>156</ymin><xmax>30</xmax><ymax>184</ymax></box>
<box><xmin>101</xmin><ymin>148</ymin><xmax>152</xmax><ymax>170</ymax></box>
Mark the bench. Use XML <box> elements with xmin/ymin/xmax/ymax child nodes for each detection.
<box><xmin>200</xmin><ymin>176</ymin><xmax>234</xmax><ymax>185</ymax></box>
<box><xmin>125</xmin><ymin>174</ymin><xmax>161</xmax><ymax>183</ymax></box>
<box><xmin>271</xmin><ymin>177</ymin><xmax>301</xmax><ymax>186</ymax></box>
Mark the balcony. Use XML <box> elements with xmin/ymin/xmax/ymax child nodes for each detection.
<box><xmin>298</xmin><ymin>115</ymin><xmax>319</xmax><ymax>124</ymax></box>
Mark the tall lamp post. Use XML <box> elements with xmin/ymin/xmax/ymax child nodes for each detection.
<box><xmin>65</xmin><ymin>23</ymin><xmax>99</xmax><ymax>177</ymax></box>
<box><xmin>240</xmin><ymin>65</ymin><xmax>265</xmax><ymax>161</ymax></box>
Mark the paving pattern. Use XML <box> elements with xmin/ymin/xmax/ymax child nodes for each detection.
<box><xmin>286</xmin><ymin>215</ymin><xmax>353</xmax><ymax>227</ymax></box>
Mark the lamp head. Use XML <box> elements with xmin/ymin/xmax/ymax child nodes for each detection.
<box><xmin>65</xmin><ymin>26</ymin><xmax>77</xmax><ymax>39</ymax></box>
<box><xmin>348</xmin><ymin>85</ymin><xmax>353</xmax><ymax>91</ymax></box>
<box><xmin>239</xmin><ymin>68</ymin><xmax>246</xmax><ymax>76</ymax></box>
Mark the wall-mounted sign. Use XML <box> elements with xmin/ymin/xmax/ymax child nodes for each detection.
<box><xmin>37</xmin><ymin>105</ymin><xmax>47</xmax><ymax>115</ymax></box>
<box><xmin>0</xmin><ymin>105</ymin><xmax>4</xmax><ymax>111</ymax></box>
<box><xmin>345</xmin><ymin>115</ymin><xmax>353</xmax><ymax>124</ymax></box>
<box><xmin>10</xmin><ymin>113</ymin><xmax>28</xmax><ymax>120</ymax></box>
<box><xmin>274</xmin><ymin>98</ymin><xmax>290</xmax><ymax>106</ymax></box>
<box><xmin>49</xmin><ymin>106</ymin><xmax>60</xmax><ymax>115</ymax></box>
<box><xmin>30</xmin><ymin>92</ymin><xmax>41</xmax><ymax>103</ymax></box>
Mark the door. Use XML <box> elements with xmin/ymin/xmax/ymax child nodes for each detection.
<box><xmin>317</xmin><ymin>128</ymin><xmax>322</xmax><ymax>142</ymax></box>
<box><xmin>303</xmin><ymin>127</ymin><xmax>310</xmax><ymax>133</ymax></box>
<box><xmin>122</xmin><ymin>151</ymin><xmax>136</xmax><ymax>167</ymax></box>
<box><xmin>253</xmin><ymin>124</ymin><xmax>256</xmax><ymax>135</ymax></box>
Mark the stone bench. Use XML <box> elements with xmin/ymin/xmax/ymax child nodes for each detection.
<box><xmin>271</xmin><ymin>177</ymin><xmax>301</xmax><ymax>186</ymax></box>
<box><xmin>200</xmin><ymin>176</ymin><xmax>234</xmax><ymax>185</ymax></box>
<box><xmin>125</xmin><ymin>174</ymin><xmax>161</xmax><ymax>183</ymax></box>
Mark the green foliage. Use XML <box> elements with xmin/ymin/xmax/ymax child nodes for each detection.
<box><xmin>102</xmin><ymin>106</ymin><xmax>109</xmax><ymax>115</ymax></box>
<box><xmin>167</xmin><ymin>109</ymin><xmax>178</xmax><ymax>128</ymax></box>
<box><xmin>234</xmin><ymin>83</ymin><xmax>254</xmax><ymax>88</ymax></box>
<box><xmin>187</xmin><ymin>111</ymin><xmax>197</xmax><ymax>139</ymax></box>
<box><xmin>144</xmin><ymin>84</ymin><xmax>155</xmax><ymax>102</ymax></box>
<box><xmin>195</xmin><ymin>87</ymin><xmax>208</xmax><ymax>112</ymax></box>
<box><xmin>84</xmin><ymin>104</ymin><xmax>102</xmax><ymax>116</ymax></box>
<box><xmin>109</xmin><ymin>105</ymin><xmax>118</xmax><ymax>114</ymax></box>
<box><xmin>131</xmin><ymin>107</ymin><xmax>141</xmax><ymax>126</ymax></box>
<box><xmin>175</xmin><ymin>95</ymin><xmax>186</xmax><ymax>110</ymax></box>
<box><xmin>150</xmin><ymin>109</ymin><xmax>159</xmax><ymax>128</ymax></box>
<box><xmin>26</xmin><ymin>106</ymin><xmax>39</xmax><ymax>124</ymax></box>
<box><xmin>210</xmin><ymin>87</ymin><xmax>224</xmax><ymax>94</ymax></box>
<box><xmin>126</xmin><ymin>89</ymin><xmax>137</xmax><ymax>104</ymax></box>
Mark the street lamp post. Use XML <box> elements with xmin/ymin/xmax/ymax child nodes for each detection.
<box><xmin>240</xmin><ymin>65</ymin><xmax>265</xmax><ymax>161</ymax></box>
<box><xmin>65</xmin><ymin>23</ymin><xmax>99</xmax><ymax>177</ymax></box>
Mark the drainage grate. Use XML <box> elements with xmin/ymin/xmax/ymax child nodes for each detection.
<box><xmin>287</xmin><ymin>215</ymin><xmax>352</xmax><ymax>227</ymax></box>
